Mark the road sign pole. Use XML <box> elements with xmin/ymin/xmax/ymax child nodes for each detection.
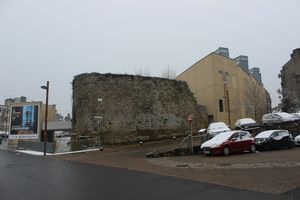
<box><xmin>187</xmin><ymin>115</ymin><xmax>193</xmax><ymax>155</ymax></box>
<box><xmin>190</xmin><ymin>120</ymin><xmax>193</xmax><ymax>155</ymax></box>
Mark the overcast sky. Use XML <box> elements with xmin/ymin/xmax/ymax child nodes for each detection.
<box><xmin>1</xmin><ymin>0</ymin><xmax>300</xmax><ymax>116</ymax></box>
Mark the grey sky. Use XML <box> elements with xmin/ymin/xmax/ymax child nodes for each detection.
<box><xmin>1</xmin><ymin>0</ymin><xmax>300</xmax><ymax>116</ymax></box>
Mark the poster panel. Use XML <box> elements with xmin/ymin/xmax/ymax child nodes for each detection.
<box><xmin>9</xmin><ymin>104</ymin><xmax>39</xmax><ymax>139</ymax></box>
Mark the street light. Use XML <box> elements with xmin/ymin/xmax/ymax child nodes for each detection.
<box><xmin>223</xmin><ymin>82</ymin><xmax>231</xmax><ymax>128</ymax></box>
<box><xmin>41</xmin><ymin>81</ymin><xmax>49</xmax><ymax>156</ymax></box>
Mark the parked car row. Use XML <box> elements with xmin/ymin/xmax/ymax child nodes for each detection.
<box><xmin>200</xmin><ymin>129</ymin><xmax>297</xmax><ymax>156</ymax></box>
<box><xmin>200</xmin><ymin>112</ymin><xmax>299</xmax><ymax>138</ymax></box>
<box><xmin>198</xmin><ymin>118</ymin><xmax>259</xmax><ymax>140</ymax></box>
<box><xmin>232</xmin><ymin>112</ymin><xmax>300</xmax><ymax>129</ymax></box>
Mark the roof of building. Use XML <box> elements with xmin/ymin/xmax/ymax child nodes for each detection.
<box><xmin>176</xmin><ymin>52</ymin><xmax>240</xmax><ymax>78</ymax></box>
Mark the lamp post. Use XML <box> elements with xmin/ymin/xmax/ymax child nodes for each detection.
<box><xmin>187</xmin><ymin>115</ymin><xmax>193</xmax><ymax>155</ymax></box>
<box><xmin>41</xmin><ymin>81</ymin><xmax>49</xmax><ymax>156</ymax></box>
<box><xmin>3</xmin><ymin>107</ymin><xmax>8</xmax><ymax>140</ymax></box>
<box><xmin>226</xmin><ymin>89</ymin><xmax>231</xmax><ymax>127</ymax></box>
<box><xmin>223</xmin><ymin>81</ymin><xmax>231</xmax><ymax>128</ymax></box>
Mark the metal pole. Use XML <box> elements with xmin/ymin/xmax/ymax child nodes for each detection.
<box><xmin>5</xmin><ymin>108</ymin><xmax>9</xmax><ymax>140</ymax></box>
<box><xmin>227</xmin><ymin>89</ymin><xmax>231</xmax><ymax>128</ymax></box>
<box><xmin>190</xmin><ymin>120</ymin><xmax>193</xmax><ymax>155</ymax></box>
<box><xmin>43</xmin><ymin>81</ymin><xmax>49</xmax><ymax>156</ymax></box>
<box><xmin>97</xmin><ymin>120</ymin><xmax>101</xmax><ymax>147</ymax></box>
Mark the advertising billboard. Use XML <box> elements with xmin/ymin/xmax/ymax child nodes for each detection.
<box><xmin>9</xmin><ymin>104</ymin><xmax>40</xmax><ymax>139</ymax></box>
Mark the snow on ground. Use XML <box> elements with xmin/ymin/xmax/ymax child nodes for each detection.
<box><xmin>16</xmin><ymin>148</ymin><xmax>100</xmax><ymax>156</ymax></box>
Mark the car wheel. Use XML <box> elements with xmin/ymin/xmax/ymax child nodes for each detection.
<box><xmin>223</xmin><ymin>147</ymin><xmax>230</xmax><ymax>156</ymax></box>
<box><xmin>249</xmin><ymin>144</ymin><xmax>256</xmax><ymax>153</ymax></box>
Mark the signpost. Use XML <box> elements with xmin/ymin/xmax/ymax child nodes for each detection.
<box><xmin>94</xmin><ymin>115</ymin><xmax>103</xmax><ymax>148</ymax></box>
<box><xmin>41</xmin><ymin>81</ymin><xmax>49</xmax><ymax>156</ymax></box>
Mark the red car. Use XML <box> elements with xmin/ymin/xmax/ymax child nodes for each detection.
<box><xmin>201</xmin><ymin>130</ymin><xmax>256</xmax><ymax>156</ymax></box>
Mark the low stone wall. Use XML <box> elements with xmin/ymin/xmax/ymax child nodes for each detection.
<box><xmin>73</xmin><ymin>73</ymin><xmax>208</xmax><ymax>145</ymax></box>
<box><xmin>18</xmin><ymin>140</ymin><xmax>55</xmax><ymax>153</ymax></box>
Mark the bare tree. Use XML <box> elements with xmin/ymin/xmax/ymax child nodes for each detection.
<box><xmin>245</xmin><ymin>82</ymin><xmax>268</xmax><ymax>122</ymax></box>
<box><xmin>144</xmin><ymin>66</ymin><xmax>151</xmax><ymax>77</ymax></box>
<box><xmin>161</xmin><ymin>65</ymin><xmax>177</xmax><ymax>79</ymax></box>
<box><xmin>135</xmin><ymin>69</ymin><xmax>143</xmax><ymax>76</ymax></box>
<box><xmin>135</xmin><ymin>66</ymin><xmax>151</xmax><ymax>77</ymax></box>
<box><xmin>282</xmin><ymin>92</ymin><xmax>300</xmax><ymax>113</ymax></box>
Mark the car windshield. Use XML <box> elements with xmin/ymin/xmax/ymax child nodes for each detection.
<box><xmin>255</xmin><ymin>130</ymin><xmax>276</xmax><ymax>138</ymax></box>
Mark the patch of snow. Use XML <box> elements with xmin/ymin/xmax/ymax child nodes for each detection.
<box><xmin>201</xmin><ymin>131</ymin><xmax>235</xmax><ymax>148</ymax></box>
<box><xmin>255</xmin><ymin>130</ymin><xmax>276</xmax><ymax>139</ymax></box>
<box><xmin>239</xmin><ymin>118</ymin><xmax>256</xmax><ymax>124</ymax></box>
<box><xmin>16</xmin><ymin>148</ymin><xmax>100</xmax><ymax>156</ymax></box>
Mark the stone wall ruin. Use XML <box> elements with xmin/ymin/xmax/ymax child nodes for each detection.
<box><xmin>72</xmin><ymin>73</ymin><xmax>207</xmax><ymax>145</ymax></box>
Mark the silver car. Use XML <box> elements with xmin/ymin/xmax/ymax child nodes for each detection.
<box><xmin>262</xmin><ymin>112</ymin><xmax>300</xmax><ymax>125</ymax></box>
<box><xmin>199</xmin><ymin>122</ymin><xmax>231</xmax><ymax>139</ymax></box>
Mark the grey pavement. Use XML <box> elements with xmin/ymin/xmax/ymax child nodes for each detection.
<box><xmin>0</xmin><ymin>150</ymin><xmax>297</xmax><ymax>200</ymax></box>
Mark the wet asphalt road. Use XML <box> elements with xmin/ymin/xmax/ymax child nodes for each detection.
<box><xmin>0</xmin><ymin>150</ymin><xmax>295</xmax><ymax>200</ymax></box>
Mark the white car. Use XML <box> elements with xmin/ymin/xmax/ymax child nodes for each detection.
<box><xmin>262</xmin><ymin>112</ymin><xmax>299</xmax><ymax>125</ymax></box>
<box><xmin>295</xmin><ymin>135</ymin><xmax>300</xmax><ymax>146</ymax></box>
<box><xmin>234</xmin><ymin>118</ymin><xmax>258</xmax><ymax>130</ymax></box>
<box><xmin>199</xmin><ymin>122</ymin><xmax>230</xmax><ymax>139</ymax></box>
<box><xmin>292</xmin><ymin>113</ymin><xmax>300</xmax><ymax>118</ymax></box>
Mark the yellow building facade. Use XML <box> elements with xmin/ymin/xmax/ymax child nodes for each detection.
<box><xmin>176</xmin><ymin>52</ymin><xmax>271</xmax><ymax>127</ymax></box>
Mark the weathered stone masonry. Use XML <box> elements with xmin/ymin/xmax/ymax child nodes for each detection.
<box><xmin>72</xmin><ymin>73</ymin><xmax>207</xmax><ymax>145</ymax></box>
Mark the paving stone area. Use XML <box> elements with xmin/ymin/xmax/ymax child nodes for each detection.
<box><xmin>55</xmin><ymin>140</ymin><xmax>300</xmax><ymax>195</ymax></box>
<box><xmin>148</xmin><ymin>157</ymin><xmax>300</xmax><ymax>169</ymax></box>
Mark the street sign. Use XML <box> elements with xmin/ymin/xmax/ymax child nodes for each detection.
<box><xmin>94</xmin><ymin>116</ymin><xmax>103</xmax><ymax>119</ymax></box>
<box><xmin>187</xmin><ymin>115</ymin><xmax>193</xmax><ymax>123</ymax></box>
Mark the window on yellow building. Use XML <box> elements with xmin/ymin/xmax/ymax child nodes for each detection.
<box><xmin>219</xmin><ymin>99</ymin><xmax>224</xmax><ymax>112</ymax></box>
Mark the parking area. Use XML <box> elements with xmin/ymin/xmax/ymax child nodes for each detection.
<box><xmin>55</xmin><ymin>139</ymin><xmax>300</xmax><ymax>195</ymax></box>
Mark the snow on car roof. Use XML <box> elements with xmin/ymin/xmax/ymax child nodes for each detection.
<box><xmin>239</xmin><ymin>118</ymin><xmax>256</xmax><ymax>124</ymax></box>
<box><xmin>255</xmin><ymin>130</ymin><xmax>274</xmax><ymax>138</ymax></box>
<box><xmin>255</xmin><ymin>130</ymin><xmax>284</xmax><ymax>138</ymax></box>
<box><xmin>276</xmin><ymin>112</ymin><xmax>294</xmax><ymax>118</ymax></box>
<box><xmin>208</xmin><ymin>122</ymin><xmax>229</xmax><ymax>130</ymax></box>
<box><xmin>208</xmin><ymin>131</ymin><xmax>236</xmax><ymax>142</ymax></box>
